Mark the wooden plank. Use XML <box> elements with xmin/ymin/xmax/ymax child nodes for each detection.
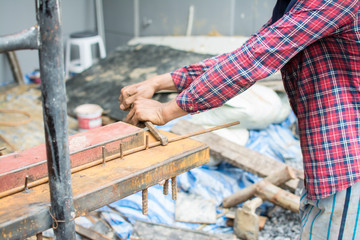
<box><xmin>6</xmin><ymin>51</ymin><xmax>24</xmax><ymax>85</ymax></box>
<box><xmin>130</xmin><ymin>221</ymin><xmax>236</xmax><ymax>240</ymax></box>
<box><xmin>222</xmin><ymin>166</ymin><xmax>296</xmax><ymax>208</ymax></box>
<box><xmin>171</xmin><ymin>120</ymin><xmax>303</xmax><ymax>191</ymax></box>
<box><xmin>255</xmin><ymin>181</ymin><xmax>300</xmax><ymax>213</ymax></box>
<box><xmin>0</xmin><ymin>131</ymin><xmax>209</xmax><ymax>239</ymax></box>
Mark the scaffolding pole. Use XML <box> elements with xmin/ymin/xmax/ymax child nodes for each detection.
<box><xmin>37</xmin><ymin>0</ymin><xmax>76</xmax><ymax>238</ymax></box>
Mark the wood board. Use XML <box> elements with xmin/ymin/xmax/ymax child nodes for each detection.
<box><xmin>0</xmin><ymin>131</ymin><xmax>209</xmax><ymax>239</ymax></box>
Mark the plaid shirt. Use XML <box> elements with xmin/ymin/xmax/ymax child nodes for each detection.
<box><xmin>171</xmin><ymin>0</ymin><xmax>360</xmax><ymax>200</ymax></box>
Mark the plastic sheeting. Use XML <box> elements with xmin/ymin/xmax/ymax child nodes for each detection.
<box><xmin>190</xmin><ymin>84</ymin><xmax>291</xmax><ymax>130</ymax></box>
<box><xmin>96</xmin><ymin>111</ymin><xmax>302</xmax><ymax>239</ymax></box>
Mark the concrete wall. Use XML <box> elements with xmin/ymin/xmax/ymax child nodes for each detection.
<box><xmin>103</xmin><ymin>0</ymin><xmax>135</xmax><ymax>53</ymax></box>
<box><xmin>0</xmin><ymin>0</ymin><xmax>96</xmax><ymax>85</ymax></box>
<box><xmin>103</xmin><ymin>0</ymin><xmax>276</xmax><ymax>51</ymax></box>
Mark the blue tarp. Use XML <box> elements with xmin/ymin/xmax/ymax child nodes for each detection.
<box><xmin>98</xmin><ymin>112</ymin><xmax>302</xmax><ymax>239</ymax></box>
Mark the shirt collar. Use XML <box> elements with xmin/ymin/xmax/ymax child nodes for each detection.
<box><xmin>271</xmin><ymin>0</ymin><xmax>298</xmax><ymax>24</ymax></box>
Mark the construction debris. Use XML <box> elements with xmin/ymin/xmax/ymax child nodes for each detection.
<box><xmin>223</xmin><ymin>166</ymin><xmax>297</xmax><ymax>208</ymax></box>
<box><xmin>255</xmin><ymin>181</ymin><xmax>300</xmax><ymax>213</ymax></box>
<box><xmin>234</xmin><ymin>197</ymin><xmax>263</xmax><ymax>240</ymax></box>
<box><xmin>171</xmin><ymin>119</ymin><xmax>303</xmax><ymax>191</ymax></box>
<box><xmin>171</xmin><ymin>118</ymin><xmax>303</xmax><ymax>239</ymax></box>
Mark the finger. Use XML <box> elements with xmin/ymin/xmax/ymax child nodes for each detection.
<box><xmin>123</xmin><ymin>95</ymin><xmax>137</xmax><ymax>110</ymax></box>
<box><xmin>127</xmin><ymin>104</ymin><xmax>142</xmax><ymax>126</ymax></box>
<box><xmin>120</xmin><ymin>91</ymin><xmax>141</xmax><ymax>110</ymax></box>
<box><xmin>122</xmin><ymin>87</ymin><xmax>137</xmax><ymax>100</ymax></box>
<box><xmin>124</xmin><ymin>107</ymin><xmax>135</xmax><ymax>123</ymax></box>
<box><xmin>120</xmin><ymin>95</ymin><xmax>133</xmax><ymax>111</ymax></box>
<box><xmin>129</xmin><ymin>111</ymin><xmax>139</xmax><ymax>126</ymax></box>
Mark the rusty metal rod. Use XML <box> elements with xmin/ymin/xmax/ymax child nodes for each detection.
<box><xmin>142</xmin><ymin>188</ymin><xmax>148</xmax><ymax>215</ymax></box>
<box><xmin>145</xmin><ymin>135</ymin><xmax>149</xmax><ymax>150</ymax></box>
<box><xmin>163</xmin><ymin>179</ymin><xmax>169</xmax><ymax>195</ymax></box>
<box><xmin>102</xmin><ymin>146</ymin><xmax>106</xmax><ymax>165</ymax></box>
<box><xmin>0</xmin><ymin>121</ymin><xmax>239</xmax><ymax>198</ymax></box>
<box><xmin>0</xmin><ymin>146</ymin><xmax>5</xmax><ymax>156</ymax></box>
<box><xmin>120</xmin><ymin>143</ymin><xmax>124</xmax><ymax>159</ymax></box>
<box><xmin>171</xmin><ymin>177</ymin><xmax>177</xmax><ymax>200</ymax></box>
<box><xmin>24</xmin><ymin>175</ymin><xmax>29</xmax><ymax>193</ymax></box>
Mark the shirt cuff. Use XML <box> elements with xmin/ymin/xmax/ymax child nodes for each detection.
<box><xmin>175</xmin><ymin>90</ymin><xmax>202</xmax><ymax>114</ymax></box>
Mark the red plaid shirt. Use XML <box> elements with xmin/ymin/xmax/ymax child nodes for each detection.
<box><xmin>171</xmin><ymin>0</ymin><xmax>360</xmax><ymax>200</ymax></box>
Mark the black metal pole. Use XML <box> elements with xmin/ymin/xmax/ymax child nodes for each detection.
<box><xmin>0</xmin><ymin>26</ymin><xmax>39</xmax><ymax>52</ymax></box>
<box><xmin>37</xmin><ymin>0</ymin><xmax>76</xmax><ymax>239</ymax></box>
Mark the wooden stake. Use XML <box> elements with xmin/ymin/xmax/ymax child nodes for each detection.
<box><xmin>223</xmin><ymin>166</ymin><xmax>296</xmax><ymax>208</ymax></box>
<box><xmin>255</xmin><ymin>181</ymin><xmax>300</xmax><ymax>213</ymax></box>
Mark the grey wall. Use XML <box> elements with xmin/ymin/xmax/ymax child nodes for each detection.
<box><xmin>103</xmin><ymin>0</ymin><xmax>135</xmax><ymax>53</ymax></box>
<box><xmin>1</xmin><ymin>0</ymin><xmax>276</xmax><ymax>85</ymax></box>
<box><xmin>0</xmin><ymin>0</ymin><xmax>96</xmax><ymax>85</ymax></box>
<box><xmin>103</xmin><ymin>0</ymin><xmax>276</xmax><ymax>52</ymax></box>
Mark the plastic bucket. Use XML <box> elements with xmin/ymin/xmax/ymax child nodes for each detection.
<box><xmin>74</xmin><ymin>104</ymin><xmax>103</xmax><ymax>131</ymax></box>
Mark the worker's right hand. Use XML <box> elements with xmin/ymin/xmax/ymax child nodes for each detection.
<box><xmin>119</xmin><ymin>73</ymin><xmax>177</xmax><ymax>111</ymax></box>
<box><xmin>125</xmin><ymin>98</ymin><xmax>188</xmax><ymax>127</ymax></box>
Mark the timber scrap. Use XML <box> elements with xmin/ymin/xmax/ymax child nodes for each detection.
<box><xmin>0</xmin><ymin>121</ymin><xmax>246</xmax><ymax>239</ymax></box>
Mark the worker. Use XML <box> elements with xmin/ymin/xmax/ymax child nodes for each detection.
<box><xmin>119</xmin><ymin>0</ymin><xmax>360</xmax><ymax>239</ymax></box>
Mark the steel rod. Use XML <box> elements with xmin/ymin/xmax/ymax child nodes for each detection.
<box><xmin>171</xmin><ymin>177</ymin><xmax>177</xmax><ymax>200</ymax></box>
<box><xmin>142</xmin><ymin>188</ymin><xmax>148</xmax><ymax>215</ymax></box>
<box><xmin>38</xmin><ymin>0</ymin><xmax>75</xmax><ymax>238</ymax></box>
<box><xmin>168</xmin><ymin>121</ymin><xmax>240</xmax><ymax>143</ymax></box>
<box><xmin>163</xmin><ymin>179</ymin><xmax>169</xmax><ymax>195</ymax></box>
<box><xmin>0</xmin><ymin>121</ymin><xmax>239</xmax><ymax>199</ymax></box>
<box><xmin>0</xmin><ymin>26</ymin><xmax>39</xmax><ymax>52</ymax></box>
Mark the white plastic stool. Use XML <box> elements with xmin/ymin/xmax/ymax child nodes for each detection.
<box><xmin>65</xmin><ymin>31</ymin><xmax>106</xmax><ymax>78</ymax></box>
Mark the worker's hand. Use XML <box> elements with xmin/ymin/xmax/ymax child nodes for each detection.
<box><xmin>125</xmin><ymin>99</ymin><xmax>166</xmax><ymax>126</ymax></box>
<box><xmin>124</xmin><ymin>98</ymin><xmax>188</xmax><ymax>127</ymax></box>
<box><xmin>119</xmin><ymin>82</ymin><xmax>156</xmax><ymax>111</ymax></box>
<box><xmin>119</xmin><ymin>73</ymin><xmax>177</xmax><ymax>111</ymax></box>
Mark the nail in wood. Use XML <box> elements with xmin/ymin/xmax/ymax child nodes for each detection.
<box><xmin>120</xmin><ymin>143</ymin><xmax>124</xmax><ymax>159</ymax></box>
<box><xmin>102</xmin><ymin>146</ymin><xmax>106</xmax><ymax>165</ymax></box>
<box><xmin>145</xmin><ymin>135</ymin><xmax>149</xmax><ymax>150</ymax></box>
<box><xmin>24</xmin><ymin>175</ymin><xmax>30</xmax><ymax>193</ymax></box>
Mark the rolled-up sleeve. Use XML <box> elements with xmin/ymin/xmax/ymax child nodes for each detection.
<box><xmin>170</xmin><ymin>53</ymin><xmax>228</xmax><ymax>92</ymax></box>
<box><xmin>175</xmin><ymin>0</ymin><xmax>358</xmax><ymax>113</ymax></box>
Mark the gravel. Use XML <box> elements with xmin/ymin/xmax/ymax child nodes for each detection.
<box><xmin>259</xmin><ymin>207</ymin><xmax>301</xmax><ymax>240</ymax></box>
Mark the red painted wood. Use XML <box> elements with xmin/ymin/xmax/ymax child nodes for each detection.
<box><xmin>0</xmin><ymin>122</ymin><xmax>143</xmax><ymax>193</ymax></box>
